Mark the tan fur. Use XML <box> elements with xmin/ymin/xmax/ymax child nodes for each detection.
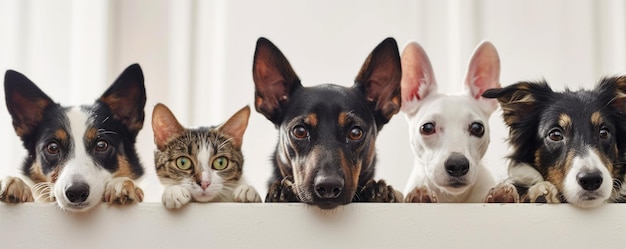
<box><xmin>591</xmin><ymin>112</ymin><xmax>603</xmax><ymax>127</ymax></box>
<box><xmin>305</xmin><ymin>113</ymin><xmax>318</xmax><ymax>127</ymax></box>
<box><xmin>113</xmin><ymin>155</ymin><xmax>136</xmax><ymax>179</ymax></box>
<box><xmin>558</xmin><ymin>113</ymin><xmax>572</xmax><ymax>132</ymax></box>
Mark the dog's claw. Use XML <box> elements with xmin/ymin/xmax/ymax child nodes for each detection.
<box><xmin>103</xmin><ymin>177</ymin><xmax>143</xmax><ymax>205</ymax></box>
<box><xmin>356</xmin><ymin>179</ymin><xmax>402</xmax><ymax>203</ymax></box>
<box><xmin>405</xmin><ymin>186</ymin><xmax>438</xmax><ymax>203</ymax></box>
<box><xmin>524</xmin><ymin>181</ymin><xmax>560</xmax><ymax>203</ymax></box>
<box><xmin>0</xmin><ymin>176</ymin><xmax>34</xmax><ymax>203</ymax></box>
<box><xmin>265</xmin><ymin>176</ymin><xmax>299</xmax><ymax>202</ymax></box>
<box><xmin>484</xmin><ymin>182</ymin><xmax>519</xmax><ymax>203</ymax></box>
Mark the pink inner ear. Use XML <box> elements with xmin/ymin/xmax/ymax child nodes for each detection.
<box><xmin>465</xmin><ymin>41</ymin><xmax>501</xmax><ymax>100</ymax></box>
<box><xmin>400</xmin><ymin>42</ymin><xmax>436</xmax><ymax>103</ymax></box>
<box><xmin>152</xmin><ymin>105</ymin><xmax>184</xmax><ymax>148</ymax></box>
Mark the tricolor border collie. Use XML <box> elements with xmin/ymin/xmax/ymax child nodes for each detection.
<box><xmin>1</xmin><ymin>64</ymin><xmax>146</xmax><ymax>212</ymax></box>
<box><xmin>483</xmin><ymin>77</ymin><xmax>626</xmax><ymax>208</ymax></box>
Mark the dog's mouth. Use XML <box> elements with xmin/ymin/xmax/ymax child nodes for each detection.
<box><xmin>316</xmin><ymin>202</ymin><xmax>341</xmax><ymax>210</ymax></box>
<box><xmin>447</xmin><ymin>180</ymin><xmax>467</xmax><ymax>188</ymax></box>
<box><xmin>60</xmin><ymin>201</ymin><xmax>94</xmax><ymax>212</ymax></box>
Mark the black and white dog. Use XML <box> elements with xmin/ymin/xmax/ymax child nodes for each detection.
<box><xmin>0</xmin><ymin>64</ymin><xmax>146</xmax><ymax>212</ymax></box>
<box><xmin>483</xmin><ymin>77</ymin><xmax>626</xmax><ymax>208</ymax></box>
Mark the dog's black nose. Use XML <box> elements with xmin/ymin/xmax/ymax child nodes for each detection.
<box><xmin>577</xmin><ymin>172</ymin><xmax>603</xmax><ymax>191</ymax></box>
<box><xmin>66</xmin><ymin>183</ymin><xmax>90</xmax><ymax>203</ymax></box>
<box><xmin>314</xmin><ymin>175</ymin><xmax>344</xmax><ymax>199</ymax></box>
<box><xmin>444</xmin><ymin>153</ymin><xmax>470</xmax><ymax>177</ymax></box>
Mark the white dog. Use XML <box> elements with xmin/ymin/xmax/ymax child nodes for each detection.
<box><xmin>401</xmin><ymin>41</ymin><xmax>500</xmax><ymax>203</ymax></box>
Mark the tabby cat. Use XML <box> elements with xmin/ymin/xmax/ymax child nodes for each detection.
<box><xmin>152</xmin><ymin>104</ymin><xmax>261</xmax><ymax>209</ymax></box>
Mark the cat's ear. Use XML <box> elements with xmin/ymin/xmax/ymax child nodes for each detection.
<box><xmin>218</xmin><ymin>105</ymin><xmax>250</xmax><ymax>149</ymax></box>
<box><xmin>151</xmin><ymin>103</ymin><xmax>185</xmax><ymax>150</ymax></box>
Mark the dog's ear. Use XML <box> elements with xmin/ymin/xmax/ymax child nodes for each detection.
<box><xmin>253</xmin><ymin>37</ymin><xmax>302</xmax><ymax>124</ymax></box>
<box><xmin>4</xmin><ymin>70</ymin><xmax>57</xmax><ymax>137</ymax></box>
<box><xmin>465</xmin><ymin>41</ymin><xmax>501</xmax><ymax>115</ymax></box>
<box><xmin>482</xmin><ymin>81</ymin><xmax>552</xmax><ymax>127</ymax></box>
<box><xmin>151</xmin><ymin>103</ymin><xmax>185</xmax><ymax>150</ymax></box>
<box><xmin>98</xmin><ymin>63</ymin><xmax>147</xmax><ymax>137</ymax></box>
<box><xmin>218</xmin><ymin>105</ymin><xmax>250</xmax><ymax>149</ymax></box>
<box><xmin>596</xmin><ymin>76</ymin><xmax>626</xmax><ymax>112</ymax></box>
<box><xmin>399</xmin><ymin>41</ymin><xmax>437</xmax><ymax>116</ymax></box>
<box><xmin>354</xmin><ymin>37</ymin><xmax>402</xmax><ymax>126</ymax></box>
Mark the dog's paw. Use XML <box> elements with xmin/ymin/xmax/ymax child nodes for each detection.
<box><xmin>356</xmin><ymin>179</ymin><xmax>402</xmax><ymax>203</ymax></box>
<box><xmin>162</xmin><ymin>185</ymin><xmax>192</xmax><ymax>209</ymax></box>
<box><xmin>484</xmin><ymin>182</ymin><xmax>519</xmax><ymax>203</ymax></box>
<box><xmin>265</xmin><ymin>176</ymin><xmax>300</xmax><ymax>202</ymax></box>
<box><xmin>0</xmin><ymin>176</ymin><xmax>34</xmax><ymax>203</ymax></box>
<box><xmin>233</xmin><ymin>184</ymin><xmax>262</xmax><ymax>203</ymax></box>
<box><xmin>524</xmin><ymin>181</ymin><xmax>560</xmax><ymax>203</ymax></box>
<box><xmin>405</xmin><ymin>186</ymin><xmax>438</xmax><ymax>203</ymax></box>
<box><xmin>103</xmin><ymin>177</ymin><xmax>144</xmax><ymax>205</ymax></box>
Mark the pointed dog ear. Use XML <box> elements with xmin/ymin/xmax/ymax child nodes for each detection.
<box><xmin>252</xmin><ymin>37</ymin><xmax>302</xmax><ymax>125</ymax></box>
<box><xmin>4</xmin><ymin>70</ymin><xmax>57</xmax><ymax>137</ymax></box>
<box><xmin>399</xmin><ymin>41</ymin><xmax>438</xmax><ymax>116</ymax></box>
<box><xmin>354</xmin><ymin>37</ymin><xmax>402</xmax><ymax>127</ymax></box>
<box><xmin>151</xmin><ymin>103</ymin><xmax>185</xmax><ymax>150</ymax></box>
<box><xmin>482</xmin><ymin>81</ymin><xmax>552</xmax><ymax>127</ymax></box>
<box><xmin>465</xmin><ymin>41</ymin><xmax>501</xmax><ymax>115</ymax></box>
<box><xmin>98</xmin><ymin>63</ymin><xmax>147</xmax><ymax>136</ymax></box>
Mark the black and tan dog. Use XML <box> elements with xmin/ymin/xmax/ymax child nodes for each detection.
<box><xmin>483</xmin><ymin>78</ymin><xmax>626</xmax><ymax>208</ymax></box>
<box><xmin>253</xmin><ymin>37</ymin><xmax>403</xmax><ymax>209</ymax></box>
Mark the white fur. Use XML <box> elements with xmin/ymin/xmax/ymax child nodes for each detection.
<box><xmin>52</xmin><ymin>107</ymin><xmax>112</xmax><ymax>212</ymax></box>
<box><xmin>562</xmin><ymin>148</ymin><xmax>613</xmax><ymax>208</ymax></box>
<box><xmin>508</xmin><ymin>162</ymin><xmax>544</xmax><ymax>187</ymax></box>
<box><xmin>402</xmin><ymin>41</ymin><xmax>499</xmax><ymax>202</ymax></box>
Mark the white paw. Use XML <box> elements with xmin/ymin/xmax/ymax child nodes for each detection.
<box><xmin>527</xmin><ymin>181</ymin><xmax>560</xmax><ymax>203</ymax></box>
<box><xmin>0</xmin><ymin>176</ymin><xmax>34</xmax><ymax>203</ymax></box>
<box><xmin>162</xmin><ymin>185</ymin><xmax>192</xmax><ymax>209</ymax></box>
<box><xmin>233</xmin><ymin>184</ymin><xmax>261</xmax><ymax>203</ymax></box>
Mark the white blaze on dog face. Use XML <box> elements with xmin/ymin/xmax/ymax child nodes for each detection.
<box><xmin>53</xmin><ymin>107</ymin><xmax>110</xmax><ymax>212</ymax></box>
<box><xmin>562</xmin><ymin>148</ymin><xmax>613</xmax><ymax>208</ymax></box>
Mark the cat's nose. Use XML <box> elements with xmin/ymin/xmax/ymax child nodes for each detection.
<box><xmin>200</xmin><ymin>181</ymin><xmax>210</xmax><ymax>190</ymax></box>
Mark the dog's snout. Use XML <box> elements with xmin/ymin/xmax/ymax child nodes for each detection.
<box><xmin>65</xmin><ymin>182</ymin><xmax>90</xmax><ymax>203</ymax></box>
<box><xmin>314</xmin><ymin>175</ymin><xmax>344</xmax><ymax>199</ymax></box>
<box><xmin>444</xmin><ymin>153</ymin><xmax>470</xmax><ymax>177</ymax></box>
<box><xmin>577</xmin><ymin>171</ymin><xmax>603</xmax><ymax>191</ymax></box>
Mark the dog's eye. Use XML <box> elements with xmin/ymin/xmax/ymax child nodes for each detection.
<box><xmin>212</xmin><ymin>156</ymin><xmax>229</xmax><ymax>170</ymax></box>
<box><xmin>348</xmin><ymin>127</ymin><xmax>364</xmax><ymax>140</ymax></box>
<box><xmin>420</xmin><ymin>123</ymin><xmax>436</xmax><ymax>135</ymax></box>
<box><xmin>46</xmin><ymin>142</ymin><xmax>60</xmax><ymax>154</ymax></box>
<box><xmin>548</xmin><ymin>129</ymin><xmax>563</xmax><ymax>141</ymax></box>
<box><xmin>292</xmin><ymin>125</ymin><xmax>309</xmax><ymax>139</ymax></box>
<box><xmin>600</xmin><ymin>128</ymin><xmax>611</xmax><ymax>139</ymax></box>
<box><xmin>176</xmin><ymin>156</ymin><xmax>193</xmax><ymax>170</ymax></box>
<box><xmin>469</xmin><ymin>122</ymin><xmax>485</xmax><ymax>137</ymax></box>
<box><xmin>95</xmin><ymin>140</ymin><xmax>109</xmax><ymax>152</ymax></box>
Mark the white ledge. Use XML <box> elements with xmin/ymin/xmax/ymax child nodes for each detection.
<box><xmin>2</xmin><ymin>203</ymin><xmax>625</xmax><ymax>248</ymax></box>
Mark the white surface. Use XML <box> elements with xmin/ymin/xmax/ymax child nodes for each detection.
<box><xmin>1</xmin><ymin>203</ymin><xmax>625</xmax><ymax>249</ymax></box>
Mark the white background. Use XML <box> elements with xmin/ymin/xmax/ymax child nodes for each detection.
<box><xmin>1</xmin><ymin>0</ymin><xmax>625</xmax><ymax>202</ymax></box>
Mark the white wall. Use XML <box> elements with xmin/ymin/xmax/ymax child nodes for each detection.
<box><xmin>1</xmin><ymin>0</ymin><xmax>625</xmax><ymax>203</ymax></box>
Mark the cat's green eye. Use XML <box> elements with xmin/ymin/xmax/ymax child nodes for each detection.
<box><xmin>212</xmin><ymin>156</ymin><xmax>229</xmax><ymax>170</ymax></box>
<box><xmin>176</xmin><ymin>156</ymin><xmax>193</xmax><ymax>170</ymax></box>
